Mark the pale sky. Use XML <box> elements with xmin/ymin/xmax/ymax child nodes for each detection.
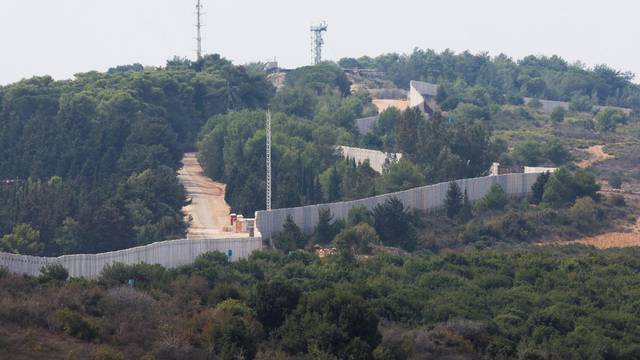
<box><xmin>1</xmin><ymin>0</ymin><xmax>639</xmax><ymax>85</ymax></box>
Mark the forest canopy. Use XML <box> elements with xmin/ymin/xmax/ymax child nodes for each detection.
<box><xmin>0</xmin><ymin>54</ymin><xmax>273</xmax><ymax>256</ymax></box>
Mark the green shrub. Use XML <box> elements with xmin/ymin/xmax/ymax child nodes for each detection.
<box><xmin>39</xmin><ymin>263</ymin><xmax>69</xmax><ymax>282</ymax></box>
<box><xmin>527</xmin><ymin>98</ymin><xmax>543</xmax><ymax>109</ymax></box>
<box><xmin>569</xmin><ymin>95</ymin><xmax>593</xmax><ymax>112</ymax></box>
<box><xmin>551</xmin><ymin>107</ymin><xmax>566</xmax><ymax>122</ymax></box>
<box><xmin>569</xmin><ymin>197</ymin><xmax>601</xmax><ymax>231</ymax></box>
<box><xmin>373</xmin><ymin>198</ymin><xmax>417</xmax><ymax>251</ymax></box>
<box><xmin>56</xmin><ymin>308</ymin><xmax>97</xmax><ymax>341</ymax></box>
<box><xmin>274</xmin><ymin>215</ymin><xmax>307</xmax><ymax>252</ymax></box>
<box><xmin>208</xmin><ymin>283</ymin><xmax>246</xmax><ymax>306</ymax></box>
<box><xmin>608</xmin><ymin>172</ymin><xmax>623</xmax><ymax>189</ymax></box>
<box><xmin>94</xmin><ymin>347</ymin><xmax>125</xmax><ymax>360</ymax></box>
<box><xmin>99</xmin><ymin>262</ymin><xmax>168</xmax><ymax>289</ymax></box>
<box><xmin>477</xmin><ymin>184</ymin><xmax>508</xmax><ymax>211</ymax></box>
<box><xmin>594</xmin><ymin>108</ymin><xmax>628</xmax><ymax>132</ymax></box>
<box><xmin>445</xmin><ymin>182</ymin><xmax>463</xmax><ymax>218</ymax></box>
<box><xmin>611</xmin><ymin>195</ymin><xmax>626</xmax><ymax>207</ymax></box>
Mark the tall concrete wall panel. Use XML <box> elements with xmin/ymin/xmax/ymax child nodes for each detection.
<box><xmin>523</xmin><ymin>97</ymin><xmax>632</xmax><ymax>115</ymax></box>
<box><xmin>0</xmin><ymin>174</ymin><xmax>541</xmax><ymax>278</ymax></box>
<box><xmin>338</xmin><ymin>146</ymin><xmax>402</xmax><ymax>173</ymax></box>
<box><xmin>256</xmin><ymin>173</ymin><xmax>541</xmax><ymax>239</ymax></box>
<box><xmin>355</xmin><ymin>116</ymin><xmax>378</xmax><ymax>135</ymax></box>
<box><xmin>0</xmin><ymin>237</ymin><xmax>262</xmax><ymax>278</ymax></box>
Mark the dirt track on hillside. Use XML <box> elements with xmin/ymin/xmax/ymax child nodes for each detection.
<box><xmin>577</xmin><ymin>145</ymin><xmax>613</xmax><ymax>168</ymax></box>
<box><xmin>178</xmin><ymin>153</ymin><xmax>246</xmax><ymax>239</ymax></box>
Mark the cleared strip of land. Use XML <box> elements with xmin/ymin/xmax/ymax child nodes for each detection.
<box><xmin>178</xmin><ymin>153</ymin><xmax>247</xmax><ymax>239</ymax></box>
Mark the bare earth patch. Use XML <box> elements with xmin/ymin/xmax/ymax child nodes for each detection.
<box><xmin>554</xmin><ymin>232</ymin><xmax>640</xmax><ymax>249</ymax></box>
<box><xmin>577</xmin><ymin>145</ymin><xmax>613</xmax><ymax>168</ymax></box>
<box><xmin>178</xmin><ymin>153</ymin><xmax>247</xmax><ymax>239</ymax></box>
<box><xmin>372</xmin><ymin>99</ymin><xmax>410</xmax><ymax>113</ymax></box>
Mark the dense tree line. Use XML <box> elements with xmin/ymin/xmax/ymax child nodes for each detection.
<box><xmin>197</xmin><ymin>64</ymin><xmax>381</xmax><ymax>215</ymax></box>
<box><xmin>340</xmin><ymin>49</ymin><xmax>640</xmax><ymax>109</ymax></box>
<box><xmin>0</xmin><ymin>55</ymin><xmax>273</xmax><ymax>255</ymax></box>
<box><xmin>3</xmin><ymin>241</ymin><xmax>640</xmax><ymax>359</ymax></box>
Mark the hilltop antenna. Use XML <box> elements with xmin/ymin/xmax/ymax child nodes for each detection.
<box><xmin>196</xmin><ymin>0</ymin><xmax>204</xmax><ymax>60</ymax></box>
<box><xmin>310</xmin><ymin>21</ymin><xmax>328</xmax><ymax>65</ymax></box>
<box><xmin>266</xmin><ymin>109</ymin><xmax>272</xmax><ymax>211</ymax></box>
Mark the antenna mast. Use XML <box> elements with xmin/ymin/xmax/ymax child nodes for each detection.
<box><xmin>310</xmin><ymin>21</ymin><xmax>328</xmax><ymax>65</ymax></box>
<box><xmin>266</xmin><ymin>110</ymin><xmax>272</xmax><ymax>211</ymax></box>
<box><xmin>196</xmin><ymin>0</ymin><xmax>203</xmax><ymax>60</ymax></box>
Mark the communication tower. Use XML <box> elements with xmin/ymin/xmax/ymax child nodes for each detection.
<box><xmin>310</xmin><ymin>22</ymin><xmax>328</xmax><ymax>65</ymax></box>
<box><xmin>196</xmin><ymin>0</ymin><xmax>204</xmax><ymax>60</ymax></box>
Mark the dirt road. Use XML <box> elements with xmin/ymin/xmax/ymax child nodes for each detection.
<box><xmin>178</xmin><ymin>153</ymin><xmax>246</xmax><ymax>239</ymax></box>
<box><xmin>577</xmin><ymin>145</ymin><xmax>613</xmax><ymax>168</ymax></box>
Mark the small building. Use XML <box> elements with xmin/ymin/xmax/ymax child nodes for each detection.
<box><xmin>409</xmin><ymin>80</ymin><xmax>440</xmax><ymax>115</ymax></box>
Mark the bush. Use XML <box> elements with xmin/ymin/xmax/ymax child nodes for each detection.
<box><xmin>445</xmin><ymin>182</ymin><xmax>463</xmax><ymax>218</ymax></box>
<box><xmin>594</xmin><ymin>108</ymin><xmax>628</xmax><ymax>132</ymax></box>
<box><xmin>569</xmin><ymin>95</ymin><xmax>593</xmax><ymax>112</ymax></box>
<box><xmin>255</xmin><ymin>280</ymin><xmax>301</xmax><ymax>332</ymax></box>
<box><xmin>99</xmin><ymin>262</ymin><xmax>168</xmax><ymax>289</ymax></box>
<box><xmin>208</xmin><ymin>283</ymin><xmax>246</xmax><ymax>305</ymax></box>
<box><xmin>281</xmin><ymin>288</ymin><xmax>381</xmax><ymax>358</ymax></box>
<box><xmin>569</xmin><ymin>197</ymin><xmax>601</xmax><ymax>231</ymax></box>
<box><xmin>531</xmin><ymin>172</ymin><xmax>551</xmax><ymax>204</ymax></box>
<box><xmin>274</xmin><ymin>216</ymin><xmax>307</xmax><ymax>252</ymax></box>
<box><xmin>347</xmin><ymin>205</ymin><xmax>373</xmax><ymax>226</ymax></box>
<box><xmin>551</xmin><ymin>107</ymin><xmax>566</xmax><ymax>122</ymax></box>
<box><xmin>39</xmin><ymin>264</ymin><xmax>69</xmax><ymax>282</ymax></box>
<box><xmin>208</xmin><ymin>299</ymin><xmax>264</xmax><ymax>360</ymax></box>
<box><xmin>527</xmin><ymin>98</ymin><xmax>543</xmax><ymax>109</ymax></box>
<box><xmin>95</xmin><ymin>347</ymin><xmax>125</xmax><ymax>360</ymax></box>
<box><xmin>56</xmin><ymin>308</ymin><xmax>98</xmax><ymax>340</ymax></box>
<box><xmin>314</xmin><ymin>208</ymin><xmax>341</xmax><ymax>245</ymax></box>
<box><xmin>477</xmin><ymin>184</ymin><xmax>508</xmax><ymax>211</ymax></box>
<box><xmin>608</xmin><ymin>172</ymin><xmax>623</xmax><ymax>189</ymax></box>
<box><xmin>611</xmin><ymin>195</ymin><xmax>626</xmax><ymax>207</ymax></box>
<box><xmin>372</xmin><ymin>198</ymin><xmax>417</xmax><ymax>251</ymax></box>
<box><xmin>542</xmin><ymin>168</ymin><xmax>599</xmax><ymax>208</ymax></box>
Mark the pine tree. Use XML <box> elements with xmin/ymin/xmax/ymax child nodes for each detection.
<box><xmin>445</xmin><ymin>182</ymin><xmax>463</xmax><ymax>218</ymax></box>
<box><xmin>460</xmin><ymin>189</ymin><xmax>473</xmax><ymax>222</ymax></box>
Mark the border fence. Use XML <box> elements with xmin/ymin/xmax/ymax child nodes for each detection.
<box><xmin>0</xmin><ymin>172</ymin><xmax>541</xmax><ymax>278</ymax></box>
<box><xmin>256</xmin><ymin>172</ymin><xmax>541</xmax><ymax>240</ymax></box>
<box><xmin>0</xmin><ymin>236</ymin><xmax>262</xmax><ymax>278</ymax></box>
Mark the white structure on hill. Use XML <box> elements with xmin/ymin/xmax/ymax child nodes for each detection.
<box><xmin>409</xmin><ymin>80</ymin><xmax>440</xmax><ymax>114</ymax></box>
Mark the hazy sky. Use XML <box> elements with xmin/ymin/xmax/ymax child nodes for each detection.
<box><xmin>1</xmin><ymin>0</ymin><xmax>639</xmax><ymax>85</ymax></box>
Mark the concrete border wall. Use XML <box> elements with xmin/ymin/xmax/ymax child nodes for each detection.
<box><xmin>0</xmin><ymin>174</ymin><xmax>541</xmax><ymax>278</ymax></box>
<box><xmin>256</xmin><ymin>173</ymin><xmax>540</xmax><ymax>240</ymax></box>
<box><xmin>0</xmin><ymin>237</ymin><xmax>262</xmax><ymax>278</ymax></box>
<box><xmin>355</xmin><ymin>116</ymin><xmax>378</xmax><ymax>135</ymax></box>
<box><xmin>523</xmin><ymin>97</ymin><xmax>632</xmax><ymax>115</ymax></box>
<box><xmin>338</xmin><ymin>146</ymin><xmax>402</xmax><ymax>173</ymax></box>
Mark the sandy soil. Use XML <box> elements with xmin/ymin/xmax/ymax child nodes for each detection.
<box><xmin>373</xmin><ymin>99</ymin><xmax>410</xmax><ymax>113</ymax></box>
<box><xmin>178</xmin><ymin>153</ymin><xmax>246</xmax><ymax>239</ymax></box>
<box><xmin>552</xmin><ymin>232</ymin><xmax>640</xmax><ymax>249</ymax></box>
<box><xmin>577</xmin><ymin>145</ymin><xmax>613</xmax><ymax>168</ymax></box>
